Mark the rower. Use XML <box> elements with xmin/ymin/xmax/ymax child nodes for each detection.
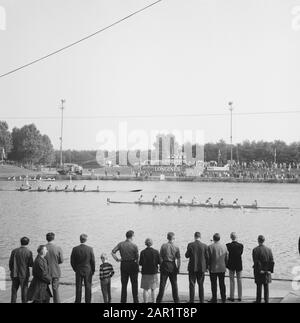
<box><xmin>38</xmin><ymin>186</ymin><xmax>42</xmax><ymax>191</ymax></box>
<box><xmin>165</xmin><ymin>195</ymin><xmax>171</xmax><ymax>203</ymax></box>
<box><xmin>253</xmin><ymin>200</ymin><xmax>258</xmax><ymax>207</ymax></box>
<box><xmin>233</xmin><ymin>198</ymin><xmax>239</xmax><ymax>206</ymax></box>
<box><xmin>191</xmin><ymin>196</ymin><xmax>197</xmax><ymax>204</ymax></box>
<box><xmin>138</xmin><ymin>195</ymin><xmax>144</xmax><ymax>202</ymax></box>
<box><xmin>178</xmin><ymin>196</ymin><xmax>183</xmax><ymax>204</ymax></box>
<box><xmin>152</xmin><ymin>195</ymin><xmax>158</xmax><ymax>203</ymax></box>
<box><xmin>64</xmin><ymin>185</ymin><xmax>69</xmax><ymax>191</ymax></box>
<box><xmin>55</xmin><ymin>186</ymin><xmax>59</xmax><ymax>191</ymax></box>
<box><xmin>73</xmin><ymin>185</ymin><xmax>77</xmax><ymax>192</ymax></box>
<box><xmin>205</xmin><ymin>197</ymin><xmax>212</xmax><ymax>206</ymax></box>
<box><xmin>83</xmin><ymin>185</ymin><xmax>86</xmax><ymax>192</ymax></box>
<box><xmin>218</xmin><ymin>198</ymin><xmax>224</xmax><ymax>206</ymax></box>
<box><xmin>46</xmin><ymin>185</ymin><xmax>51</xmax><ymax>192</ymax></box>
<box><xmin>96</xmin><ymin>186</ymin><xmax>100</xmax><ymax>192</ymax></box>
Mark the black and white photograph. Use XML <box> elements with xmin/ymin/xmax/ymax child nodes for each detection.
<box><xmin>0</xmin><ymin>0</ymin><xmax>300</xmax><ymax>314</ymax></box>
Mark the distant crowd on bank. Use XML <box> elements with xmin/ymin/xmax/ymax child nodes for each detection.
<box><xmin>203</xmin><ymin>160</ymin><xmax>300</xmax><ymax>180</ymax></box>
<box><xmin>9</xmin><ymin>231</ymin><xmax>278</xmax><ymax>304</ymax></box>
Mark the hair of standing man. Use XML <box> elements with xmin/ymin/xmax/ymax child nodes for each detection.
<box><xmin>145</xmin><ymin>238</ymin><xmax>153</xmax><ymax>247</ymax></box>
<box><xmin>80</xmin><ymin>234</ymin><xmax>88</xmax><ymax>243</ymax></box>
<box><xmin>194</xmin><ymin>232</ymin><xmax>201</xmax><ymax>239</ymax></box>
<box><xmin>20</xmin><ymin>237</ymin><xmax>30</xmax><ymax>246</ymax></box>
<box><xmin>258</xmin><ymin>235</ymin><xmax>265</xmax><ymax>244</ymax></box>
<box><xmin>167</xmin><ymin>232</ymin><xmax>175</xmax><ymax>241</ymax></box>
<box><xmin>230</xmin><ymin>232</ymin><xmax>237</xmax><ymax>241</ymax></box>
<box><xmin>126</xmin><ymin>230</ymin><xmax>134</xmax><ymax>239</ymax></box>
<box><xmin>100</xmin><ymin>253</ymin><xmax>108</xmax><ymax>261</ymax></box>
<box><xmin>213</xmin><ymin>233</ymin><xmax>221</xmax><ymax>242</ymax></box>
<box><xmin>37</xmin><ymin>245</ymin><xmax>46</xmax><ymax>255</ymax></box>
<box><xmin>46</xmin><ymin>232</ymin><xmax>55</xmax><ymax>242</ymax></box>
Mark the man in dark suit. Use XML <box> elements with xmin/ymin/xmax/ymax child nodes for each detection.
<box><xmin>185</xmin><ymin>232</ymin><xmax>209</xmax><ymax>303</ymax></box>
<box><xmin>226</xmin><ymin>232</ymin><xmax>243</xmax><ymax>302</ymax></box>
<box><xmin>252</xmin><ymin>235</ymin><xmax>274</xmax><ymax>303</ymax></box>
<box><xmin>45</xmin><ymin>232</ymin><xmax>64</xmax><ymax>303</ymax></box>
<box><xmin>9</xmin><ymin>236</ymin><xmax>34</xmax><ymax>303</ymax></box>
<box><xmin>71</xmin><ymin>234</ymin><xmax>95</xmax><ymax>303</ymax></box>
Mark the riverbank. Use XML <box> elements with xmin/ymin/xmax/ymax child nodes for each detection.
<box><xmin>1</xmin><ymin>175</ymin><xmax>299</xmax><ymax>184</ymax></box>
<box><xmin>1</xmin><ymin>164</ymin><xmax>299</xmax><ymax>183</ymax></box>
<box><xmin>0</xmin><ymin>274</ymin><xmax>296</xmax><ymax>303</ymax></box>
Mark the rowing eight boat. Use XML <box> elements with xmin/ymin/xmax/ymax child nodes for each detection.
<box><xmin>107</xmin><ymin>200</ymin><xmax>290</xmax><ymax>210</ymax></box>
<box><xmin>11</xmin><ymin>188</ymin><xmax>143</xmax><ymax>193</ymax></box>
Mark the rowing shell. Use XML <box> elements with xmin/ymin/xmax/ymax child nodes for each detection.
<box><xmin>107</xmin><ymin>200</ymin><xmax>290</xmax><ymax>210</ymax></box>
<box><xmin>7</xmin><ymin>189</ymin><xmax>143</xmax><ymax>193</ymax></box>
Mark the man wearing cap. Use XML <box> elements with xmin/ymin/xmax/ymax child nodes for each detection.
<box><xmin>112</xmin><ymin>230</ymin><xmax>139</xmax><ymax>303</ymax></box>
<box><xmin>45</xmin><ymin>232</ymin><xmax>64</xmax><ymax>303</ymax></box>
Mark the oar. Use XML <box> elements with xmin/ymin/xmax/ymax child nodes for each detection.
<box><xmin>257</xmin><ymin>206</ymin><xmax>290</xmax><ymax>210</ymax></box>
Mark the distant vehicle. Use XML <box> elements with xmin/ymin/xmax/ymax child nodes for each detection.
<box><xmin>57</xmin><ymin>163</ymin><xmax>83</xmax><ymax>175</ymax></box>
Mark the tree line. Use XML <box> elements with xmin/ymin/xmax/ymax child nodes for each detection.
<box><xmin>55</xmin><ymin>140</ymin><xmax>300</xmax><ymax>168</ymax></box>
<box><xmin>0</xmin><ymin>121</ymin><xmax>54</xmax><ymax>165</ymax></box>
<box><xmin>1</xmin><ymin>120</ymin><xmax>299</xmax><ymax>167</ymax></box>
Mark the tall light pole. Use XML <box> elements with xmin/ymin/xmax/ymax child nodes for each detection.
<box><xmin>59</xmin><ymin>99</ymin><xmax>65</xmax><ymax>167</ymax></box>
<box><xmin>228</xmin><ymin>102</ymin><xmax>234</xmax><ymax>166</ymax></box>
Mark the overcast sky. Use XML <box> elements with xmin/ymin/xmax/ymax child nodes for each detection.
<box><xmin>0</xmin><ymin>0</ymin><xmax>300</xmax><ymax>150</ymax></box>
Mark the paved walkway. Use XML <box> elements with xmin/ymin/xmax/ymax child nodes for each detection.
<box><xmin>0</xmin><ymin>275</ymin><xmax>297</xmax><ymax>303</ymax></box>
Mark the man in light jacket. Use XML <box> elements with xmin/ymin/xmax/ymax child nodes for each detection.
<box><xmin>208</xmin><ymin>233</ymin><xmax>228</xmax><ymax>303</ymax></box>
<box><xmin>45</xmin><ymin>232</ymin><xmax>64</xmax><ymax>303</ymax></box>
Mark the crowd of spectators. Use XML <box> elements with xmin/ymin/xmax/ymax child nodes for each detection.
<box><xmin>203</xmin><ymin>160</ymin><xmax>300</xmax><ymax>180</ymax></box>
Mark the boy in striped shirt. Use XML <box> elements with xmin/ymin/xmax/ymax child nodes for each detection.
<box><xmin>99</xmin><ymin>253</ymin><xmax>114</xmax><ymax>303</ymax></box>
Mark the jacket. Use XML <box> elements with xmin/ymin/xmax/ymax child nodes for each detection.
<box><xmin>70</xmin><ymin>244</ymin><xmax>95</xmax><ymax>276</ymax></box>
<box><xmin>185</xmin><ymin>240</ymin><xmax>209</xmax><ymax>273</ymax></box>
<box><xmin>208</xmin><ymin>242</ymin><xmax>228</xmax><ymax>273</ymax></box>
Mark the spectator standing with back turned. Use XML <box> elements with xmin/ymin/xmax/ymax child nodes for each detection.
<box><xmin>45</xmin><ymin>232</ymin><xmax>63</xmax><ymax>303</ymax></box>
<box><xmin>252</xmin><ymin>235</ymin><xmax>274</xmax><ymax>303</ymax></box>
<box><xmin>208</xmin><ymin>233</ymin><xmax>228</xmax><ymax>303</ymax></box>
<box><xmin>70</xmin><ymin>234</ymin><xmax>95</xmax><ymax>303</ymax></box>
<box><xmin>9</xmin><ymin>237</ymin><xmax>33</xmax><ymax>303</ymax></box>
<box><xmin>156</xmin><ymin>232</ymin><xmax>181</xmax><ymax>303</ymax></box>
<box><xmin>112</xmin><ymin>230</ymin><xmax>139</xmax><ymax>303</ymax></box>
<box><xmin>226</xmin><ymin>232</ymin><xmax>243</xmax><ymax>302</ymax></box>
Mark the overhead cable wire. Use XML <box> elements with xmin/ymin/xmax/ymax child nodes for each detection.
<box><xmin>0</xmin><ymin>0</ymin><xmax>163</xmax><ymax>79</ymax></box>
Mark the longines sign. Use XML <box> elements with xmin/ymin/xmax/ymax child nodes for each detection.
<box><xmin>141</xmin><ymin>165</ymin><xmax>185</xmax><ymax>173</ymax></box>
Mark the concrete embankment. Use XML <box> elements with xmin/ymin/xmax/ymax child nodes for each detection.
<box><xmin>0</xmin><ymin>274</ymin><xmax>297</xmax><ymax>303</ymax></box>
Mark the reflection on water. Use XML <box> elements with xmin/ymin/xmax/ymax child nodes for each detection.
<box><xmin>0</xmin><ymin>180</ymin><xmax>299</xmax><ymax>283</ymax></box>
